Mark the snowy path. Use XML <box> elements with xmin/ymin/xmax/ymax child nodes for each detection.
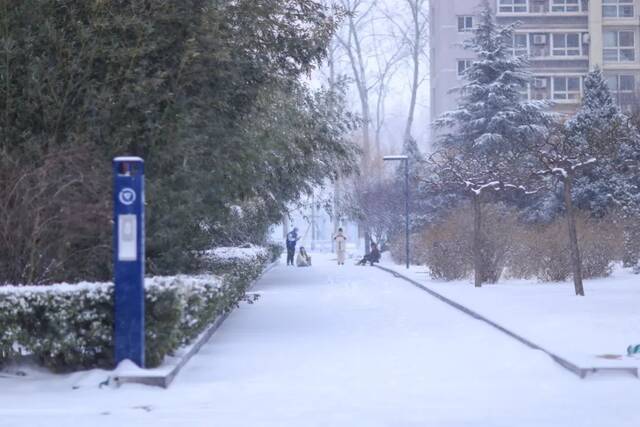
<box><xmin>1</xmin><ymin>253</ymin><xmax>639</xmax><ymax>426</ymax></box>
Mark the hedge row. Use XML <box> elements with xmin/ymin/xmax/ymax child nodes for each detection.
<box><xmin>0</xmin><ymin>244</ymin><xmax>281</xmax><ymax>371</ymax></box>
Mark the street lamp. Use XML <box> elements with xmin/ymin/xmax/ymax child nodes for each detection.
<box><xmin>383</xmin><ymin>155</ymin><xmax>410</xmax><ymax>269</ymax></box>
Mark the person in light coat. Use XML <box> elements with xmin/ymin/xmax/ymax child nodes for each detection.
<box><xmin>296</xmin><ymin>246</ymin><xmax>312</xmax><ymax>267</ymax></box>
<box><xmin>333</xmin><ymin>228</ymin><xmax>347</xmax><ymax>265</ymax></box>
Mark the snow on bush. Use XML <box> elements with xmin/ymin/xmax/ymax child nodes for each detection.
<box><xmin>207</xmin><ymin>244</ymin><xmax>269</xmax><ymax>261</ymax></box>
<box><xmin>204</xmin><ymin>242</ymin><xmax>282</xmax><ymax>277</ymax></box>
<box><xmin>0</xmin><ymin>246</ymin><xmax>277</xmax><ymax>371</ymax></box>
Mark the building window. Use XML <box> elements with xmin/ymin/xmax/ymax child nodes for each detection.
<box><xmin>531</xmin><ymin>77</ymin><xmax>551</xmax><ymax>100</ymax></box>
<box><xmin>553</xmin><ymin>76</ymin><xmax>581</xmax><ymax>100</ymax></box>
<box><xmin>508</xmin><ymin>34</ymin><xmax>529</xmax><ymax>57</ymax></box>
<box><xmin>499</xmin><ymin>0</ymin><xmax>528</xmax><ymax>13</ymax></box>
<box><xmin>552</xmin><ymin>33</ymin><xmax>582</xmax><ymax>56</ymax></box>
<box><xmin>457</xmin><ymin>59</ymin><xmax>472</xmax><ymax>76</ymax></box>
<box><xmin>606</xmin><ymin>74</ymin><xmax>636</xmax><ymax>107</ymax></box>
<box><xmin>457</xmin><ymin>16</ymin><xmax>474</xmax><ymax>32</ymax></box>
<box><xmin>603</xmin><ymin>0</ymin><xmax>634</xmax><ymax>18</ymax></box>
<box><xmin>551</xmin><ymin>0</ymin><xmax>580</xmax><ymax>12</ymax></box>
<box><xmin>604</xmin><ymin>30</ymin><xmax>635</xmax><ymax>62</ymax></box>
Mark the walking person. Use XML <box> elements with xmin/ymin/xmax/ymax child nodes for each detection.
<box><xmin>286</xmin><ymin>227</ymin><xmax>300</xmax><ymax>266</ymax></box>
<box><xmin>334</xmin><ymin>228</ymin><xmax>347</xmax><ymax>265</ymax></box>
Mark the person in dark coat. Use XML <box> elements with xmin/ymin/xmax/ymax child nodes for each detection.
<box><xmin>286</xmin><ymin>227</ymin><xmax>300</xmax><ymax>266</ymax></box>
<box><xmin>357</xmin><ymin>242</ymin><xmax>381</xmax><ymax>266</ymax></box>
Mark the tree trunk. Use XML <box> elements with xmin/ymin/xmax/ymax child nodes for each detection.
<box><xmin>563</xmin><ymin>177</ymin><xmax>585</xmax><ymax>296</ymax></box>
<box><xmin>622</xmin><ymin>218</ymin><xmax>640</xmax><ymax>269</ymax></box>
<box><xmin>332</xmin><ymin>180</ymin><xmax>340</xmax><ymax>254</ymax></box>
<box><xmin>310</xmin><ymin>195</ymin><xmax>316</xmax><ymax>251</ymax></box>
<box><xmin>282</xmin><ymin>214</ymin><xmax>289</xmax><ymax>242</ymax></box>
<box><xmin>364</xmin><ymin>230</ymin><xmax>371</xmax><ymax>256</ymax></box>
<box><xmin>403</xmin><ymin>0</ymin><xmax>421</xmax><ymax>144</ymax></box>
<box><xmin>345</xmin><ymin>11</ymin><xmax>372</xmax><ymax>163</ymax></box>
<box><xmin>472</xmin><ymin>194</ymin><xmax>483</xmax><ymax>288</ymax></box>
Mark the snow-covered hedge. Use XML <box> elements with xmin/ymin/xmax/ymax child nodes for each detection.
<box><xmin>204</xmin><ymin>243</ymin><xmax>282</xmax><ymax>282</ymax></box>
<box><xmin>0</xmin><ymin>245</ymin><xmax>277</xmax><ymax>371</ymax></box>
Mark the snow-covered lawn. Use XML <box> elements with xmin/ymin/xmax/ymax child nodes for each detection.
<box><xmin>381</xmin><ymin>258</ymin><xmax>640</xmax><ymax>371</ymax></box>
<box><xmin>1</xmin><ymin>253</ymin><xmax>638</xmax><ymax>426</ymax></box>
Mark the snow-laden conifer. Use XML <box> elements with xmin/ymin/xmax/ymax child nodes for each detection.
<box><xmin>429</xmin><ymin>0</ymin><xmax>552</xmax><ymax>287</ymax></box>
<box><xmin>534</xmin><ymin>68</ymin><xmax>640</xmax><ymax>295</ymax></box>
<box><xmin>434</xmin><ymin>0</ymin><xmax>551</xmax><ymax>156</ymax></box>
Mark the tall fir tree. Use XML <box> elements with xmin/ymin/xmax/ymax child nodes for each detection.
<box><xmin>566</xmin><ymin>68</ymin><xmax>640</xmax><ymax>271</ymax></box>
<box><xmin>434</xmin><ymin>0</ymin><xmax>550</xmax><ymax>158</ymax></box>
<box><xmin>567</xmin><ymin>68</ymin><xmax>640</xmax><ymax>215</ymax></box>
<box><xmin>533</xmin><ymin>67</ymin><xmax>640</xmax><ymax>295</ymax></box>
<box><xmin>431</xmin><ymin>0</ymin><xmax>552</xmax><ymax>287</ymax></box>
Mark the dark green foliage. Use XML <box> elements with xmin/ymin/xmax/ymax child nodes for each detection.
<box><xmin>0</xmin><ymin>0</ymin><xmax>358</xmax><ymax>283</ymax></box>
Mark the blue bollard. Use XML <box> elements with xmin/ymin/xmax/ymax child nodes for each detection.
<box><xmin>113</xmin><ymin>156</ymin><xmax>145</xmax><ymax>368</ymax></box>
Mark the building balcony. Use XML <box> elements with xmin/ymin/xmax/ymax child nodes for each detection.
<box><xmin>497</xmin><ymin>0</ymin><xmax>588</xmax><ymax>16</ymax></box>
<box><xmin>511</xmin><ymin>32</ymin><xmax>590</xmax><ymax>62</ymax></box>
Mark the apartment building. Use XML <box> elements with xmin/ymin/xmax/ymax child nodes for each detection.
<box><xmin>430</xmin><ymin>0</ymin><xmax>640</xmax><ymax>137</ymax></box>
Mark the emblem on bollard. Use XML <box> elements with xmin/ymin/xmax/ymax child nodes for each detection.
<box><xmin>119</xmin><ymin>188</ymin><xmax>137</xmax><ymax>205</ymax></box>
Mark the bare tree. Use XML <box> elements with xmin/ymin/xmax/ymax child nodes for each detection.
<box><xmin>382</xmin><ymin>0</ymin><xmax>429</xmax><ymax>143</ymax></box>
<box><xmin>532</xmin><ymin>127</ymin><xmax>598</xmax><ymax>296</ymax></box>
<box><xmin>425</xmin><ymin>149</ymin><xmax>533</xmax><ymax>287</ymax></box>
<box><xmin>339</xmin><ymin>173</ymin><xmax>404</xmax><ymax>247</ymax></box>
<box><xmin>368</xmin><ymin>14</ymin><xmax>405</xmax><ymax>152</ymax></box>
<box><xmin>0</xmin><ymin>148</ymin><xmax>110</xmax><ymax>285</ymax></box>
<box><xmin>336</xmin><ymin>0</ymin><xmax>377</xmax><ymax>163</ymax></box>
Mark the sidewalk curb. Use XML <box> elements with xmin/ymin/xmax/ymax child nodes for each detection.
<box><xmin>375</xmin><ymin>265</ymin><xmax>639</xmax><ymax>379</ymax></box>
<box><xmin>113</xmin><ymin>260</ymin><xmax>280</xmax><ymax>388</ymax></box>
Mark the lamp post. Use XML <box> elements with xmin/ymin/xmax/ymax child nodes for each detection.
<box><xmin>383</xmin><ymin>155</ymin><xmax>410</xmax><ymax>269</ymax></box>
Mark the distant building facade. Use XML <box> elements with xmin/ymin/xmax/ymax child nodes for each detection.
<box><xmin>430</xmin><ymin>0</ymin><xmax>640</xmax><ymax>139</ymax></box>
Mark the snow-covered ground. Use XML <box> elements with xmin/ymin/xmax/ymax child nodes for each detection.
<box><xmin>381</xmin><ymin>257</ymin><xmax>640</xmax><ymax>370</ymax></box>
<box><xmin>1</xmin><ymin>253</ymin><xmax>638</xmax><ymax>426</ymax></box>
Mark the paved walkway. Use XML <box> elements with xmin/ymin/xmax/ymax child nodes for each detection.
<box><xmin>1</xmin><ymin>253</ymin><xmax>639</xmax><ymax>426</ymax></box>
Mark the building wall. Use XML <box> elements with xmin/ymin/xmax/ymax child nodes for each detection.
<box><xmin>430</xmin><ymin>0</ymin><xmax>481</xmax><ymax>137</ymax></box>
<box><xmin>430</xmin><ymin>0</ymin><xmax>640</xmax><ymax>141</ymax></box>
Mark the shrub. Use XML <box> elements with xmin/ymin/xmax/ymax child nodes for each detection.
<box><xmin>203</xmin><ymin>244</ymin><xmax>270</xmax><ymax>278</ymax></box>
<box><xmin>507</xmin><ymin>214</ymin><xmax>621</xmax><ymax>282</ymax></box>
<box><xmin>391</xmin><ymin>203</ymin><xmax>515</xmax><ymax>282</ymax></box>
<box><xmin>418</xmin><ymin>210</ymin><xmax>473</xmax><ymax>281</ymax></box>
<box><xmin>0</xmin><ymin>277</ymin><xmax>220</xmax><ymax>371</ymax></box>
<box><xmin>507</xmin><ymin>221</ymin><xmax>571</xmax><ymax>282</ymax></box>
<box><xmin>0</xmin><ymin>245</ymin><xmax>278</xmax><ymax>371</ymax></box>
<box><xmin>577</xmin><ymin>215</ymin><xmax>622</xmax><ymax>279</ymax></box>
<box><xmin>391</xmin><ymin>203</ymin><xmax>622</xmax><ymax>283</ymax></box>
<box><xmin>266</xmin><ymin>242</ymin><xmax>284</xmax><ymax>263</ymax></box>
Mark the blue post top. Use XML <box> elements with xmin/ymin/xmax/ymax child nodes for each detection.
<box><xmin>113</xmin><ymin>157</ymin><xmax>145</xmax><ymax>178</ymax></box>
<box><xmin>113</xmin><ymin>157</ymin><xmax>145</xmax><ymax>213</ymax></box>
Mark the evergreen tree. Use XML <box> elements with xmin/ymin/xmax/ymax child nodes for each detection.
<box><xmin>0</xmin><ymin>0</ymin><xmax>359</xmax><ymax>283</ymax></box>
<box><xmin>431</xmin><ymin>0</ymin><xmax>551</xmax><ymax>287</ymax></box>
<box><xmin>534</xmin><ymin>68</ymin><xmax>640</xmax><ymax>295</ymax></box>
<box><xmin>435</xmin><ymin>0</ymin><xmax>550</xmax><ymax>157</ymax></box>
<box><xmin>568</xmin><ymin>68</ymin><xmax>640</xmax><ymax>216</ymax></box>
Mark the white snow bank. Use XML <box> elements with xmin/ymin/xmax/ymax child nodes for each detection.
<box><xmin>0</xmin><ymin>274</ymin><xmax>223</xmax><ymax>294</ymax></box>
<box><xmin>204</xmin><ymin>244</ymin><xmax>269</xmax><ymax>261</ymax></box>
<box><xmin>381</xmin><ymin>260</ymin><xmax>640</xmax><ymax>369</ymax></box>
